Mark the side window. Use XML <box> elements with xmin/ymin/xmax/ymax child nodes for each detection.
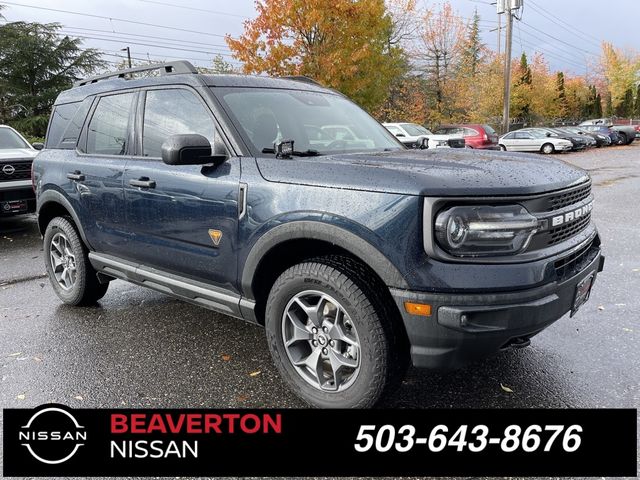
<box><xmin>142</xmin><ymin>89</ymin><xmax>215</xmax><ymax>158</ymax></box>
<box><xmin>86</xmin><ymin>93</ymin><xmax>135</xmax><ymax>155</ymax></box>
<box><xmin>59</xmin><ymin>98</ymin><xmax>93</xmax><ymax>149</ymax></box>
<box><xmin>504</xmin><ymin>133</ymin><xmax>515</xmax><ymax>139</ymax></box>
<box><xmin>464</xmin><ymin>128</ymin><xmax>478</xmax><ymax>137</ymax></box>
<box><xmin>46</xmin><ymin>102</ymin><xmax>80</xmax><ymax>148</ymax></box>
<box><xmin>386</xmin><ymin>126</ymin><xmax>403</xmax><ymax>135</ymax></box>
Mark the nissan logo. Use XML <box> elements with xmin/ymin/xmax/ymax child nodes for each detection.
<box><xmin>2</xmin><ymin>164</ymin><xmax>16</xmax><ymax>175</ymax></box>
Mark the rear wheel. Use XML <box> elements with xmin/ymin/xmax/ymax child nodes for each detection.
<box><xmin>265</xmin><ymin>256</ymin><xmax>406</xmax><ymax>408</ymax></box>
<box><xmin>44</xmin><ymin>217</ymin><xmax>109</xmax><ymax>306</ymax></box>
<box><xmin>541</xmin><ymin>143</ymin><xmax>555</xmax><ymax>154</ymax></box>
<box><xmin>616</xmin><ymin>133</ymin><xmax>626</xmax><ymax>145</ymax></box>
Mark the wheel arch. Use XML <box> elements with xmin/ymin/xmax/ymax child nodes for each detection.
<box><xmin>241</xmin><ymin>221</ymin><xmax>408</xmax><ymax>325</ymax></box>
<box><xmin>37</xmin><ymin>190</ymin><xmax>91</xmax><ymax>248</ymax></box>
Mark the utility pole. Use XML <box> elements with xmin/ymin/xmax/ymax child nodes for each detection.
<box><xmin>121</xmin><ymin>46</ymin><xmax>132</xmax><ymax>69</ymax></box>
<box><xmin>499</xmin><ymin>0</ymin><xmax>522</xmax><ymax>134</ymax></box>
<box><xmin>497</xmin><ymin>14</ymin><xmax>501</xmax><ymax>57</ymax></box>
<box><xmin>502</xmin><ymin>9</ymin><xmax>513</xmax><ymax>134</ymax></box>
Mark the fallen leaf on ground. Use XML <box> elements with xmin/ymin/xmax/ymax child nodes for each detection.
<box><xmin>237</xmin><ymin>395</ymin><xmax>248</xmax><ymax>402</ymax></box>
<box><xmin>500</xmin><ymin>384</ymin><xmax>514</xmax><ymax>393</ymax></box>
<box><xmin>16</xmin><ymin>394</ymin><xmax>26</xmax><ymax>400</ymax></box>
<box><xmin>33</xmin><ymin>357</ymin><xmax>42</xmax><ymax>362</ymax></box>
<box><xmin>221</xmin><ymin>354</ymin><xmax>231</xmax><ymax>361</ymax></box>
<box><xmin>622</xmin><ymin>328</ymin><xmax>633</xmax><ymax>332</ymax></box>
<box><xmin>8</xmin><ymin>352</ymin><xmax>22</xmax><ymax>357</ymax></box>
<box><xmin>597</xmin><ymin>305</ymin><xmax>605</xmax><ymax>311</ymax></box>
<box><xmin>74</xmin><ymin>395</ymin><xmax>84</xmax><ymax>401</ymax></box>
<box><xmin>249</xmin><ymin>371</ymin><xmax>261</xmax><ymax>377</ymax></box>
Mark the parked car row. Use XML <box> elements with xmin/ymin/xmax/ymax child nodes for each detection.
<box><xmin>499</xmin><ymin>120</ymin><xmax>636</xmax><ymax>154</ymax></box>
<box><xmin>383</xmin><ymin>123</ymin><xmax>500</xmax><ymax>150</ymax></box>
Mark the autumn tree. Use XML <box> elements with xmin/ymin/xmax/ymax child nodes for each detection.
<box><xmin>226</xmin><ymin>0</ymin><xmax>403</xmax><ymax>111</ymax></box>
<box><xmin>414</xmin><ymin>2</ymin><xmax>466</xmax><ymax>123</ymax></box>
<box><xmin>599</xmin><ymin>42</ymin><xmax>639</xmax><ymax>114</ymax></box>
<box><xmin>634</xmin><ymin>84</ymin><xmax>640</xmax><ymax>118</ymax></box>
<box><xmin>511</xmin><ymin>53</ymin><xmax>532</xmax><ymax>122</ymax></box>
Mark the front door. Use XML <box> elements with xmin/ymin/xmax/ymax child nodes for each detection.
<box><xmin>123</xmin><ymin>87</ymin><xmax>240</xmax><ymax>289</ymax></box>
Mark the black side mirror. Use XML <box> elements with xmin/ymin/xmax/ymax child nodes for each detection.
<box><xmin>161</xmin><ymin>134</ymin><xmax>226</xmax><ymax>166</ymax></box>
<box><xmin>545</xmin><ymin>132</ymin><xmax>551</xmax><ymax>137</ymax></box>
<box><xmin>395</xmin><ymin>133</ymin><xmax>405</xmax><ymax>137</ymax></box>
<box><xmin>32</xmin><ymin>142</ymin><xmax>44</xmax><ymax>150</ymax></box>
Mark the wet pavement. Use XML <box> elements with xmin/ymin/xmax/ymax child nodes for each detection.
<box><xmin>1</xmin><ymin>143</ymin><xmax>639</xmax><ymax>474</ymax></box>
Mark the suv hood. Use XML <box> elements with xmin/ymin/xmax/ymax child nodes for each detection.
<box><xmin>256</xmin><ymin>149</ymin><xmax>589</xmax><ymax>196</ymax></box>
<box><xmin>0</xmin><ymin>148</ymin><xmax>38</xmax><ymax>161</ymax></box>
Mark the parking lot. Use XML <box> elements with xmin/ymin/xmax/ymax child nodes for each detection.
<box><xmin>1</xmin><ymin>145</ymin><xmax>638</xmax><ymax>418</ymax></box>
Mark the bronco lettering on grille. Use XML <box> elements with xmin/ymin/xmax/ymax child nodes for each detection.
<box><xmin>551</xmin><ymin>201</ymin><xmax>593</xmax><ymax>227</ymax></box>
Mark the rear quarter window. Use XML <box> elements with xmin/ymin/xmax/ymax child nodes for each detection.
<box><xmin>45</xmin><ymin>98</ymin><xmax>93</xmax><ymax>150</ymax></box>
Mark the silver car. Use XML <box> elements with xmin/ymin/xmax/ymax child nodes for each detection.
<box><xmin>499</xmin><ymin>130</ymin><xmax>573</xmax><ymax>154</ymax></box>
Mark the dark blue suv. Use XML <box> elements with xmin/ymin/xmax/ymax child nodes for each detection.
<box><xmin>34</xmin><ymin>61</ymin><xmax>604</xmax><ymax>407</ymax></box>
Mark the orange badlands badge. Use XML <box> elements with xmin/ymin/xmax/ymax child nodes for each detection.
<box><xmin>208</xmin><ymin>229</ymin><xmax>223</xmax><ymax>246</ymax></box>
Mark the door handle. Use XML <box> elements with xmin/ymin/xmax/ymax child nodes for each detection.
<box><xmin>67</xmin><ymin>171</ymin><xmax>85</xmax><ymax>181</ymax></box>
<box><xmin>129</xmin><ymin>177</ymin><xmax>156</xmax><ymax>188</ymax></box>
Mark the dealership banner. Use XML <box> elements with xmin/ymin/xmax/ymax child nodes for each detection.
<box><xmin>3</xmin><ymin>405</ymin><xmax>637</xmax><ymax>477</ymax></box>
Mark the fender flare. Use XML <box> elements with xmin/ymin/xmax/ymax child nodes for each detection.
<box><xmin>240</xmin><ymin>221</ymin><xmax>408</xmax><ymax>299</ymax></box>
<box><xmin>37</xmin><ymin>189</ymin><xmax>92</xmax><ymax>249</ymax></box>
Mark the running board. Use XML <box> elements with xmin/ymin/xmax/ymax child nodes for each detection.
<box><xmin>88</xmin><ymin>252</ymin><xmax>257</xmax><ymax>323</ymax></box>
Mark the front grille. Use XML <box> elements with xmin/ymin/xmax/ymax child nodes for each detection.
<box><xmin>548</xmin><ymin>213</ymin><xmax>591</xmax><ymax>246</ymax></box>
<box><xmin>546</xmin><ymin>183</ymin><xmax>591</xmax><ymax>211</ymax></box>
<box><xmin>554</xmin><ymin>239</ymin><xmax>598</xmax><ymax>281</ymax></box>
<box><xmin>0</xmin><ymin>160</ymin><xmax>32</xmax><ymax>182</ymax></box>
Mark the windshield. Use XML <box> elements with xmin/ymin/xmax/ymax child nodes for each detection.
<box><xmin>0</xmin><ymin>127</ymin><xmax>29</xmax><ymax>149</ymax></box>
<box><xmin>216</xmin><ymin>88</ymin><xmax>403</xmax><ymax>155</ymax></box>
<box><xmin>401</xmin><ymin>123</ymin><xmax>432</xmax><ymax>136</ymax></box>
<box><xmin>483</xmin><ymin>125</ymin><xmax>497</xmax><ymax>135</ymax></box>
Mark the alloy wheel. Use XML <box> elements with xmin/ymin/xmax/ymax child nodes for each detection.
<box><xmin>49</xmin><ymin>232</ymin><xmax>77</xmax><ymax>290</ymax></box>
<box><xmin>282</xmin><ymin>290</ymin><xmax>361</xmax><ymax>392</ymax></box>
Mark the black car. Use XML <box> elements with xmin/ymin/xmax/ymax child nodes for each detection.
<box><xmin>579</xmin><ymin>125</ymin><xmax>624</xmax><ymax>145</ymax></box>
<box><xmin>33</xmin><ymin>61</ymin><xmax>604</xmax><ymax>408</ymax></box>
<box><xmin>564</xmin><ymin>127</ymin><xmax>611</xmax><ymax>147</ymax></box>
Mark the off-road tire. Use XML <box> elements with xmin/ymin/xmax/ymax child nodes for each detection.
<box><xmin>44</xmin><ymin>217</ymin><xmax>109</xmax><ymax>306</ymax></box>
<box><xmin>265</xmin><ymin>255</ymin><xmax>408</xmax><ymax>408</ymax></box>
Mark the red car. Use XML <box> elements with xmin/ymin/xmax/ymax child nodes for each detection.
<box><xmin>434</xmin><ymin>124</ymin><xmax>500</xmax><ymax>150</ymax></box>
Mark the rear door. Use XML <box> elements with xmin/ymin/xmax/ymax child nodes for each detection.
<box><xmin>122</xmin><ymin>86</ymin><xmax>240</xmax><ymax>287</ymax></box>
<box><xmin>67</xmin><ymin>91</ymin><xmax>136</xmax><ymax>253</ymax></box>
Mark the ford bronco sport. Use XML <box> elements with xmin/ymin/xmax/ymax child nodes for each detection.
<box><xmin>33</xmin><ymin>61</ymin><xmax>604</xmax><ymax>408</ymax></box>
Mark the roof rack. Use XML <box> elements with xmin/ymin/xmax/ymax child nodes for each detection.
<box><xmin>282</xmin><ymin>75</ymin><xmax>322</xmax><ymax>86</ymax></box>
<box><xmin>74</xmin><ymin>60</ymin><xmax>198</xmax><ymax>87</ymax></box>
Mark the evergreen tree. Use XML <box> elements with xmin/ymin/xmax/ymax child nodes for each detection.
<box><xmin>604</xmin><ymin>92</ymin><xmax>614</xmax><ymax>117</ymax></box>
<box><xmin>634</xmin><ymin>84</ymin><xmax>640</xmax><ymax>119</ymax></box>
<box><xmin>595</xmin><ymin>93</ymin><xmax>603</xmax><ymax>117</ymax></box>
<box><xmin>616</xmin><ymin>88</ymin><xmax>634</xmax><ymax>117</ymax></box>
<box><xmin>463</xmin><ymin>9</ymin><xmax>483</xmax><ymax>76</ymax></box>
<box><xmin>556</xmin><ymin>72</ymin><xmax>569</xmax><ymax>119</ymax></box>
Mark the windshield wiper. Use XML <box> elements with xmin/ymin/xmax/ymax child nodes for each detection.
<box><xmin>261</xmin><ymin>147</ymin><xmax>321</xmax><ymax>157</ymax></box>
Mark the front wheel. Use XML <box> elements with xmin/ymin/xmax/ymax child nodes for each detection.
<box><xmin>265</xmin><ymin>256</ymin><xmax>405</xmax><ymax>408</ymax></box>
<box><xmin>541</xmin><ymin>143</ymin><xmax>555</xmax><ymax>154</ymax></box>
<box><xmin>44</xmin><ymin>217</ymin><xmax>109</xmax><ymax>306</ymax></box>
<box><xmin>499</xmin><ymin>144</ymin><xmax>507</xmax><ymax>151</ymax></box>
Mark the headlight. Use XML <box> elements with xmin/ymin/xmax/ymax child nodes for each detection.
<box><xmin>434</xmin><ymin>205</ymin><xmax>539</xmax><ymax>257</ymax></box>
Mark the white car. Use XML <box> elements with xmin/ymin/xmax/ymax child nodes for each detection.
<box><xmin>383</xmin><ymin>122</ymin><xmax>465</xmax><ymax>149</ymax></box>
<box><xmin>0</xmin><ymin>125</ymin><xmax>41</xmax><ymax>215</ymax></box>
<box><xmin>499</xmin><ymin>130</ymin><xmax>573</xmax><ymax>154</ymax></box>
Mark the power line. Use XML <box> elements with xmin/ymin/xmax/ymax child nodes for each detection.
<box><xmin>0</xmin><ymin>2</ymin><xmax>238</xmax><ymax>40</ymax></box>
<box><xmin>136</xmin><ymin>0</ymin><xmax>248</xmax><ymax>19</ymax></box>
<box><xmin>527</xmin><ymin>0</ymin><xmax>603</xmax><ymax>47</ymax></box>
<box><xmin>60</xmin><ymin>26</ymin><xmax>233</xmax><ymax>51</ymax></box>
<box><xmin>518</xmin><ymin>20</ymin><xmax>599</xmax><ymax>57</ymax></box>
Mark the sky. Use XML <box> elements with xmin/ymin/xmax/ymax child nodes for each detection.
<box><xmin>0</xmin><ymin>0</ymin><xmax>636</xmax><ymax>76</ymax></box>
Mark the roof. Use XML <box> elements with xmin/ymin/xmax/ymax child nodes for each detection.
<box><xmin>56</xmin><ymin>61</ymin><xmax>329</xmax><ymax>105</ymax></box>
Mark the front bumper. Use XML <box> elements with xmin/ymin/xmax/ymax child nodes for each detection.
<box><xmin>1</xmin><ymin>182</ymin><xmax>35</xmax><ymax>215</ymax></box>
<box><xmin>390</xmin><ymin>248</ymin><xmax>604</xmax><ymax>369</ymax></box>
